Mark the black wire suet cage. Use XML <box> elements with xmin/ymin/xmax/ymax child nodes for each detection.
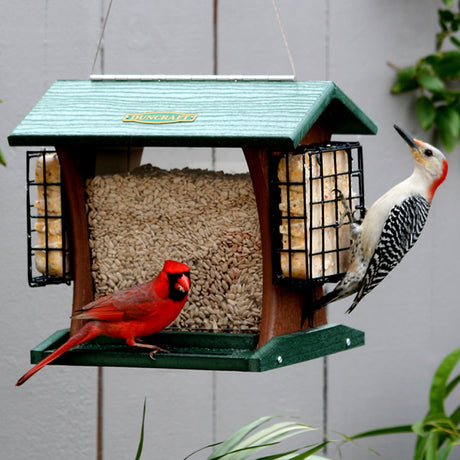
<box><xmin>26</xmin><ymin>149</ymin><xmax>71</xmax><ymax>287</ymax></box>
<box><xmin>269</xmin><ymin>141</ymin><xmax>365</xmax><ymax>286</ymax></box>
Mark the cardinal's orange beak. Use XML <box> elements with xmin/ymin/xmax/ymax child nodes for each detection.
<box><xmin>176</xmin><ymin>273</ymin><xmax>190</xmax><ymax>293</ymax></box>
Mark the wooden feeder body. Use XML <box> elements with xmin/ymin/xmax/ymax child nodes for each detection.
<box><xmin>9</xmin><ymin>79</ymin><xmax>376</xmax><ymax>371</ymax></box>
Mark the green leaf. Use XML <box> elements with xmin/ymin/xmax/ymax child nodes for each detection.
<box><xmin>287</xmin><ymin>441</ymin><xmax>330</xmax><ymax>459</ymax></box>
<box><xmin>416</xmin><ymin>96</ymin><xmax>436</xmax><ymax>130</ymax></box>
<box><xmin>208</xmin><ymin>417</ymin><xmax>316</xmax><ymax>460</ymax></box>
<box><xmin>0</xmin><ymin>149</ymin><xmax>6</xmax><ymax>167</ymax></box>
<box><xmin>351</xmin><ymin>424</ymin><xmax>413</xmax><ymax>440</ymax></box>
<box><xmin>208</xmin><ymin>415</ymin><xmax>275</xmax><ymax>459</ymax></box>
<box><xmin>449</xmin><ymin>404</ymin><xmax>460</xmax><ymax>425</ymax></box>
<box><xmin>422</xmin><ymin>54</ymin><xmax>441</xmax><ymax>67</ymax></box>
<box><xmin>431</xmin><ymin>50</ymin><xmax>460</xmax><ymax>78</ymax></box>
<box><xmin>426</xmin><ymin>431</ymin><xmax>439</xmax><ymax>460</ymax></box>
<box><xmin>439</xmin><ymin>9</ymin><xmax>455</xmax><ymax>27</ymax></box>
<box><xmin>412</xmin><ymin>421</ymin><xmax>427</xmax><ymax>437</ymax></box>
<box><xmin>417</xmin><ymin>71</ymin><xmax>445</xmax><ymax>93</ymax></box>
<box><xmin>436</xmin><ymin>106</ymin><xmax>460</xmax><ymax>150</ymax></box>
<box><xmin>446</xmin><ymin>373</ymin><xmax>460</xmax><ymax>397</ymax></box>
<box><xmin>255</xmin><ymin>442</ymin><xmax>330</xmax><ymax>460</ymax></box>
<box><xmin>427</xmin><ymin>347</ymin><xmax>460</xmax><ymax>417</ymax></box>
<box><xmin>443</xmin><ymin>0</ymin><xmax>454</xmax><ymax>7</ymax></box>
<box><xmin>210</xmin><ymin>441</ymin><xmax>282</xmax><ymax>460</ymax></box>
<box><xmin>449</xmin><ymin>35</ymin><xmax>460</xmax><ymax>48</ymax></box>
<box><xmin>437</xmin><ymin>440</ymin><xmax>454</xmax><ymax>460</ymax></box>
<box><xmin>255</xmin><ymin>447</ymin><xmax>306</xmax><ymax>460</ymax></box>
<box><xmin>135</xmin><ymin>398</ymin><xmax>147</xmax><ymax>460</ymax></box>
<box><xmin>184</xmin><ymin>442</ymin><xmax>223</xmax><ymax>460</ymax></box>
<box><xmin>225</xmin><ymin>422</ymin><xmax>314</xmax><ymax>459</ymax></box>
<box><xmin>391</xmin><ymin>66</ymin><xmax>418</xmax><ymax>93</ymax></box>
<box><xmin>437</xmin><ymin>32</ymin><xmax>448</xmax><ymax>50</ymax></box>
<box><xmin>413</xmin><ymin>434</ymin><xmax>430</xmax><ymax>460</ymax></box>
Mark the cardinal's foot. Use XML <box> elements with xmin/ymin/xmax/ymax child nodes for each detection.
<box><xmin>148</xmin><ymin>346</ymin><xmax>169</xmax><ymax>360</ymax></box>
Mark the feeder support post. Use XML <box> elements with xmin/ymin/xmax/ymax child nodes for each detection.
<box><xmin>56</xmin><ymin>146</ymin><xmax>95</xmax><ymax>335</ymax></box>
<box><xmin>243</xmin><ymin>121</ymin><xmax>330</xmax><ymax>348</ymax></box>
<box><xmin>55</xmin><ymin>146</ymin><xmax>143</xmax><ymax>335</ymax></box>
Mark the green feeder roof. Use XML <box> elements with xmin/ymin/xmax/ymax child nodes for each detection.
<box><xmin>8</xmin><ymin>79</ymin><xmax>377</xmax><ymax>149</ymax></box>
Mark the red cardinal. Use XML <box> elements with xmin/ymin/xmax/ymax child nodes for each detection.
<box><xmin>16</xmin><ymin>260</ymin><xmax>190</xmax><ymax>386</ymax></box>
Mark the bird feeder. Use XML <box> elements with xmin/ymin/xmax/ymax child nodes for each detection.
<box><xmin>9</xmin><ymin>78</ymin><xmax>376</xmax><ymax>372</ymax></box>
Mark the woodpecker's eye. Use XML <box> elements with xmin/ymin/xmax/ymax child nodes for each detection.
<box><xmin>425</xmin><ymin>149</ymin><xmax>433</xmax><ymax>157</ymax></box>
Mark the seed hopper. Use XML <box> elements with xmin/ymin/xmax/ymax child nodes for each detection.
<box><xmin>9</xmin><ymin>77</ymin><xmax>376</xmax><ymax>372</ymax></box>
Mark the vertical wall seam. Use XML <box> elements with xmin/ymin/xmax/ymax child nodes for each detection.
<box><xmin>323</xmin><ymin>3</ymin><xmax>331</xmax><ymax>453</ymax></box>
<box><xmin>44</xmin><ymin>0</ymin><xmax>49</xmax><ymax>90</ymax></box>
<box><xmin>325</xmin><ymin>0</ymin><xmax>330</xmax><ymax>81</ymax></box>
<box><xmin>211</xmin><ymin>0</ymin><xmax>218</xmax><ymax>171</ymax></box>
<box><xmin>97</xmin><ymin>4</ymin><xmax>106</xmax><ymax>460</ymax></box>
<box><xmin>211</xmin><ymin>0</ymin><xmax>219</xmax><ymax>444</ymax></box>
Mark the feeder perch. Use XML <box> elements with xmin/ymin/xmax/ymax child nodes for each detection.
<box><xmin>9</xmin><ymin>78</ymin><xmax>376</xmax><ymax>372</ymax></box>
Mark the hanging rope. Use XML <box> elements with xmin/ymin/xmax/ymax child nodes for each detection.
<box><xmin>272</xmin><ymin>0</ymin><xmax>297</xmax><ymax>79</ymax></box>
<box><xmin>90</xmin><ymin>0</ymin><xmax>295</xmax><ymax>80</ymax></box>
<box><xmin>90</xmin><ymin>0</ymin><xmax>114</xmax><ymax>76</ymax></box>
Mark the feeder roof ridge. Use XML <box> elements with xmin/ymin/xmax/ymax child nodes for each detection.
<box><xmin>8</xmin><ymin>79</ymin><xmax>377</xmax><ymax>149</ymax></box>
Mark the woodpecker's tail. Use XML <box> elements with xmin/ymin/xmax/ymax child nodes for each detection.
<box><xmin>346</xmin><ymin>299</ymin><xmax>359</xmax><ymax>314</ymax></box>
<box><xmin>16</xmin><ymin>323</ymin><xmax>100</xmax><ymax>386</ymax></box>
<box><xmin>310</xmin><ymin>289</ymin><xmax>340</xmax><ymax>311</ymax></box>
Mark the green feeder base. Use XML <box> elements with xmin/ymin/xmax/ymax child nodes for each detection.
<box><xmin>29</xmin><ymin>323</ymin><xmax>364</xmax><ymax>372</ymax></box>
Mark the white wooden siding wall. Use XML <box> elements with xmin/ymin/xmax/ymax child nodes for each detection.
<box><xmin>0</xmin><ymin>1</ymin><xmax>459</xmax><ymax>459</ymax></box>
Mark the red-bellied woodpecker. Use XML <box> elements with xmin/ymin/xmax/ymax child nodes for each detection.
<box><xmin>315</xmin><ymin>125</ymin><xmax>448</xmax><ymax>313</ymax></box>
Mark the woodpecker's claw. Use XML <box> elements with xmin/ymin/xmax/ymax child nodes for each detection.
<box><xmin>333</xmin><ymin>188</ymin><xmax>355</xmax><ymax>227</ymax></box>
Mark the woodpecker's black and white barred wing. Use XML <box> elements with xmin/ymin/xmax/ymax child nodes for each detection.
<box><xmin>346</xmin><ymin>194</ymin><xmax>430</xmax><ymax>313</ymax></box>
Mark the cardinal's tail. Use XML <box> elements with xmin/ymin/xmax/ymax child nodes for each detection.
<box><xmin>16</xmin><ymin>323</ymin><xmax>100</xmax><ymax>386</ymax></box>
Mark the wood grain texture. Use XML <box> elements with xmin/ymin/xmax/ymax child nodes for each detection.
<box><xmin>245</xmin><ymin>121</ymin><xmax>331</xmax><ymax>348</ymax></box>
<box><xmin>8</xmin><ymin>80</ymin><xmax>377</xmax><ymax>149</ymax></box>
<box><xmin>56</xmin><ymin>146</ymin><xmax>95</xmax><ymax>335</ymax></box>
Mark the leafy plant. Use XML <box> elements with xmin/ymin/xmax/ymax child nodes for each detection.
<box><xmin>135</xmin><ymin>398</ymin><xmax>147</xmax><ymax>460</ymax></box>
<box><xmin>134</xmin><ymin>348</ymin><xmax>459</xmax><ymax>459</ymax></box>
<box><xmin>185</xmin><ymin>415</ymin><xmax>332</xmax><ymax>460</ymax></box>
<box><xmin>390</xmin><ymin>0</ymin><xmax>460</xmax><ymax>151</ymax></box>
<box><xmin>350</xmin><ymin>347</ymin><xmax>460</xmax><ymax>459</ymax></box>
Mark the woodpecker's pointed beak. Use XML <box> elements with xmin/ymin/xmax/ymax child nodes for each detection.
<box><xmin>394</xmin><ymin>124</ymin><xmax>418</xmax><ymax>150</ymax></box>
<box><xmin>175</xmin><ymin>273</ymin><xmax>190</xmax><ymax>293</ymax></box>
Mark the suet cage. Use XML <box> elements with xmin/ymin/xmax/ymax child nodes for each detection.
<box><xmin>26</xmin><ymin>149</ymin><xmax>71</xmax><ymax>287</ymax></box>
<box><xmin>269</xmin><ymin>141</ymin><xmax>365</xmax><ymax>286</ymax></box>
<box><xmin>9</xmin><ymin>78</ymin><xmax>376</xmax><ymax>372</ymax></box>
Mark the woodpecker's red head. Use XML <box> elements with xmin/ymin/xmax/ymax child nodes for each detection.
<box><xmin>394</xmin><ymin>124</ymin><xmax>448</xmax><ymax>202</ymax></box>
